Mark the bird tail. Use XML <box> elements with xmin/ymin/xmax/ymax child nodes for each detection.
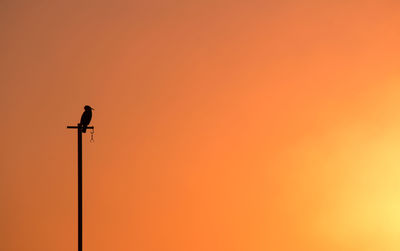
<box><xmin>82</xmin><ymin>125</ymin><xmax>87</xmax><ymax>133</ymax></box>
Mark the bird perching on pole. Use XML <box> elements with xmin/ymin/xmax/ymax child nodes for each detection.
<box><xmin>67</xmin><ymin>105</ymin><xmax>95</xmax><ymax>251</ymax></box>
<box><xmin>80</xmin><ymin>105</ymin><xmax>94</xmax><ymax>133</ymax></box>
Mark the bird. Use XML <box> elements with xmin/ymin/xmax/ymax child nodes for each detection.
<box><xmin>80</xmin><ymin>105</ymin><xmax>94</xmax><ymax>133</ymax></box>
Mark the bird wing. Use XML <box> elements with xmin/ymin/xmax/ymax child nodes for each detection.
<box><xmin>80</xmin><ymin>110</ymin><xmax>92</xmax><ymax>126</ymax></box>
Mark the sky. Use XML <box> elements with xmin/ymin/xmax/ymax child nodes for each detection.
<box><xmin>1</xmin><ymin>1</ymin><xmax>400</xmax><ymax>250</ymax></box>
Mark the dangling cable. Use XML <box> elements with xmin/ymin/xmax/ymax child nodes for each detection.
<box><xmin>90</xmin><ymin>127</ymin><xmax>95</xmax><ymax>143</ymax></box>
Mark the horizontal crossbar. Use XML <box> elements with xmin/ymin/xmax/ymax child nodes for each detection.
<box><xmin>67</xmin><ymin>126</ymin><xmax>94</xmax><ymax>129</ymax></box>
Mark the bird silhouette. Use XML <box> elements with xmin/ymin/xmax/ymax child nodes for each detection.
<box><xmin>80</xmin><ymin>105</ymin><xmax>94</xmax><ymax>133</ymax></box>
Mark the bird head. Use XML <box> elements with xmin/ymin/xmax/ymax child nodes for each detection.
<box><xmin>84</xmin><ymin>105</ymin><xmax>94</xmax><ymax>111</ymax></box>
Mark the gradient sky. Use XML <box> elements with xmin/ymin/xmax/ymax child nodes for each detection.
<box><xmin>2</xmin><ymin>1</ymin><xmax>400</xmax><ymax>250</ymax></box>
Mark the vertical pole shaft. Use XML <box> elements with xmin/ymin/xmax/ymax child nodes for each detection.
<box><xmin>78</xmin><ymin>124</ymin><xmax>83</xmax><ymax>251</ymax></box>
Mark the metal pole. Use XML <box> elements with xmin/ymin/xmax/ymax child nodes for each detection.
<box><xmin>78</xmin><ymin>124</ymin><xmax>82</xmax><ymax>251</ymax></box>
<box><xmin>67</xmin><ymin>125</ymin><xmax>93</xmax><ymax>251</ymax></box>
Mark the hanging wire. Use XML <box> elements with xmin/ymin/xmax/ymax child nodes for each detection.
<box><xmin>90</xmin><ymin>127</ymin><xmax>95</xmax><ymax>143</ymax></box>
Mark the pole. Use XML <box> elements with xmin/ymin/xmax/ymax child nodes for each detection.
<box><xmin>67</xmin><ymin>124</ymin><xmax>94</xmax><ymax>251</ymax></box>
<box><xmin>78</xmin><ymin>124</ymin><xmax>82</xmax><ymax>251</ymax></box>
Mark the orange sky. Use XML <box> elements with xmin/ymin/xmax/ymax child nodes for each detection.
<box><xmin>2</xmin><ymin>1</ymin><xmax>400</xmax><ymax>250</ymax></box>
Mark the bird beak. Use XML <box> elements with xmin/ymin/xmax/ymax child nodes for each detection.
<box><xmin>91</xmin><ymin>108</ymin><xmax>95</xmax><ymax>110</ymax></box>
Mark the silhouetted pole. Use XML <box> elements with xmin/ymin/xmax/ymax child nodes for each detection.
<box><xmin>67</xmin><ymin>124</ymin><xmax>94</xmax><ymax>251</ymax></box>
